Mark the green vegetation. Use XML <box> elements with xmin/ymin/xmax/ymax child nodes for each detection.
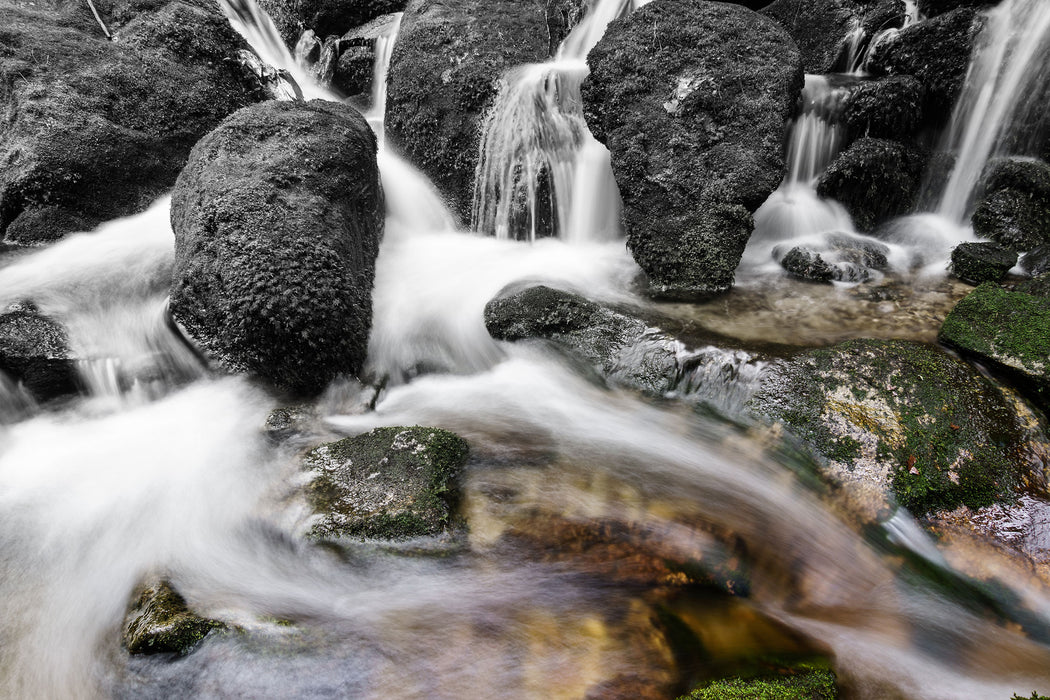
<box><xmin>679</xmin><ymin>660</ymin><xmax>837</xmax><ymax>700</ymax></box>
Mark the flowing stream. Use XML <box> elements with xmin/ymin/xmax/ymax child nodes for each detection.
<box><xmin>2</xmin><ymin>0</ymin><xmax>1050</xmax><ymax>698</ymax></box>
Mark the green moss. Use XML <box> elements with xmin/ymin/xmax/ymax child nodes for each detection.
<box><xmin>680</xmin><ymin>660</ymin><xmax>837</xmax><ymax>700</ymax></box>
<box><xmin>123</xmin><ymin>581</ymin><xmax>224</xmax><ymax>655</ymax></box>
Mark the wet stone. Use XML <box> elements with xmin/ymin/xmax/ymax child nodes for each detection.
<box><xmin>1021</xmin><ymin>245</ymin><xmax>1050</xmax><ymax>277</ymax></box>
<box><xmin>122</xmin><ymin>580</ymin><xmax>223</xmax><ymax>655</ymax></box>
<box><xmin>950</xmin><ymin>241</ymin><xmax>1017</xmax><ymax>285</ymax></box>
<box><xmin>0</xmin><ymin>308</ymin><xmax>79</xmax><ymax>402</ymax></box>
<box><xmin>779</xmin><ymin>247</ymin><xmax>834</xmax><ymax>283</ymax></box>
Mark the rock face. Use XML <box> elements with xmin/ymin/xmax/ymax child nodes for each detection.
<box><xmin>842</xmin><ymin>75</ymin><xmax>926</xmax><ymax>142</ymax></box>
<box><xmin>583</xmin><ymin>0</ymin><xmax>803</xmax><ymax>299</ymax></box>
<box><xmin>762</xmin><ymin>0</ymin><xmax>892</xmax><ymax>73</ymax></box>
<box><xmin>0</xmin><ymin>0</ymin><xmax>260</xmax><ymax>243</ymax></box>
<box><xmin>302</xmin><ymin>427</ymin><xmax>469</xmax><ymax>540</ymax></box>
<box><xmin>0</xmin><ymin>308</ymin><xmax>79</xmax><ymax>402</ymax></box>
<box><xmin>384</xmin><ymin>0</ymin><xmax>554</xmax><ymax>224</ymax></box>
<box><xmin>950</xmin><ymin>241</ymin><xmax>1017</xmax><ymax>284</ymax></box>
<box><xmin>747</xmin><ymin>338</ymin><xmax>1050</xmax><ymax>516</ymax></box>
<box><xmin>123</xmin><ymin>580</ymin><xmax>223</xmax><ymax>655</ymax></box>
<box><xmin>940</xmin><ymin>282</ymin><xmax>1050</xmax><ymax>411</ymax></box>
<box><xmin>971</xmin><ymin>158</ymin><xmax>1050</xmax><ymax>252</ymax></box>
<box><xmin>484</xmin><ymin>285</ymin><xmax>682</xmax><ymax>395</ymax></box>
<box><xmin>170</xmin><ymin>100</ymin><xmax>383</xmax><ymax>396</ymax></box>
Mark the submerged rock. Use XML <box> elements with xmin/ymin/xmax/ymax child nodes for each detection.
<box><xmin>122</xmin><ymin>580</ymin><xmax>223</xmax><ymax>655</ymax></box>
<box><xmin>584</xmin><ymin>0</ymin><xmax>802</xmax><ymax>299</ymax></box>
<box><xmin>747</xmin><ymin>338</ymin><xmax>1049</xmax><ymax>516</ymax></box>
<box><xmin>385</xmin><ymin>0</ymin><xmax>554</xmax><ymax>223</ymax></box>
<box><xmin>484</xmin><ymin>284</ymin><xmax>683</xmax><ymax>395</ymax></box>
<box><xmin>0</xmin><ymin>308</ymin><xmax>79</xmax><ymax>402</ymax></box>
<box><xmin>302</xmin><ymin>427</ymin><xmax>469</xmax><ymax>540</ymax></box>
<box><xmin>950</xmin><ymin>241</ymin><xmax>1017</xmax><ymax>284</ymax></box>
<box><xmin>170</xmin><ymin>100</ymin><xmax>383</xmax><ymax>396</ymax></box>
<box><xmin>940</xmin><ymin>282</ymin><xmax>1050</xmax><ymax>411</ymax></box>
<box><xmin>817</xmin><ymin>137</ymin><xmax>925</xmax><ymax>232</ymax></box>
<box><xmin>0</xmin><ymin>1</ymin><xmax>260</xmax><ymax>243</ymax></box>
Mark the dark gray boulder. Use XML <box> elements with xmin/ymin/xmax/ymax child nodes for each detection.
<box><xmin>302</xmin><ymin>427</ymin><xmax>469</xmax><ymax>540</ymax></box>
<box><xmin>170</xmin><ymin>100</ymin><xmax>383</xmax><ymax>396</ymax></box>
<box><xmin>0</xmin><ymin>0</ymin><xmax>260</xmax><ymax>243</ymax></box>
<box><xmin>842</xmin><ymin>75</ymin><xmax>926</xmax><ymax>142</ymax></box>
<box><xmin>950</xmin><ymin>241</ymin><xmax>1017</xmax><ymax>284</ymax></box>
<box><xmin>0</xmin><ymin>307</ymin><xmax>79</xmax><ymax>402</ymax></box>
<box><xmin>779</xmin><ymin>247</ymin><xmax>834</xmax><ymax>283</ymax></box>
<box><xmin>972</xmin><ymin>158</ymin><xmax>1050</xmax><ymax>252</ymax></box>
<box><xmin>583</xmin><ymin>0</ymin><xmax>803</xmax><ymax>299</ymax></box>
<box><xmin>384</xmin><ymin>0</ymin><xmax>554</xmax><ymax>224</ymax></box>
<box><xmin>1022</xmin><ymin>245</ymin><xmax>1050</xmax><ymax>277</ymax></box>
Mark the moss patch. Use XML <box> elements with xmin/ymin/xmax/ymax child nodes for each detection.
<box><xmin>680</xmin><ymin>659</ymin><xmax>837</xmax><ymax>700</ymax></box>
<box><xmin>122</xmin><ymin>580</ymin><xmax>223</xmax><ymax>655</ymax></box>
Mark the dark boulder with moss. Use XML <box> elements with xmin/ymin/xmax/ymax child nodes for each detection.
<box><xmin>867</xmin><ymin>8</ymin><xmax>982</xmax><ymax>121</ymax></box>
<box><xmin>842</xmin><ymin>75</ymin><xmax>925</xmax><ymax>142</ymax></box>
<box><xmin>950</xmin><ymin>241</ymin><xmax>1017</xmax><ymax>284</ymax></box>
<box><xmin>762</xmin><ymin>0</ymin><xmax>891</xmax><ymax>73</ymax></box>
<box><xmin>583</xmin><ymin>0</ymin><xmax>802</xmax><ymax>299</ymax></box>
<box><xmin>940</xmin><ymin>282</ymin><xmax>1050</xmax><ymax>411</ymax></box>
<box><xmin>0</xmin><ymin>0</ymin><xmax>260</xmax><ymax>243</ymax></box>
<box><xmin>0</xmin><ymin>307</ymin><xmax>79</xmax><ymax>402</ymax></box>
<box><xmin>747</xmin><ymin>338</ymin><xmax>1049</xmax><ymax>516</ymax></box>
<box><xmin>779</xmin><ymin>247</ymin><xmax>834</xmax><ymax>283</ymax></box>
<box><xmin>972</xmin><ymin>158</ymin><xmax>1050</xmax><ymax>252</ymax></box>
<box><xmin>484</xmin><ymin>284</ymin><xmax>682</xmax><ymax>395</ymax></box>
<box><xmin>303</xmin><ymin>427</ymin><xmax>469</xmax><ymax>540</ymax></box>
<box><xmin>123</xmin><ymin>579</ymin><xmax>223</xmax><ymax>655</ymax></box>
<box><xmin>817</xmin><ymin>138</ymin><xmax>926</xmax><ymax>232</ymax></box>
<box><xmin>170</xmin><ymin>100</ymin><xmax>383</xmax><ymax>396</ymax></box>
<box><xmin>384</xmin><ymin>0</ymin><xmax>556</xmax><ymax>224</ymax></box>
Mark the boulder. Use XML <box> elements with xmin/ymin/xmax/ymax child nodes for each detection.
<box><xmin>302</xmin><ymin>427</ymin><xmax>469</xmax><ymax>540</ymax></box>
<box><xmin>0</xmin><ymin>1</ymin><xmax>260</xmax><ymax>243</ymax></box>
<box><xmin>971</xmin><ymin>159</ymin><xmax>1050</xmax><ymax>252</ymax></box>
<box><xmin>384</xmin><ymin>0</ymin><xmax>554</xmax><ymax>224</ymax></box>
<box><xmin>950</xmin><ymin>241</ymin><xmax>1017</xmax><ymax>284</ymax></box>
<box><xmin>917</xmin><ymin>0</ymin><xmax>997</xmax><ymax>17</ymax></box>
<box><xmin>170</xmin><ymin>100</ymin><xmax>383</xmax><ymax>396</ymax></box>
<box><xmin>761</xmin><ymin>0</ymin><xmax>875</xmax><ymax>73</ymax></box>
<box><xmin>867</xmin><ymin>8</ymin><xmax>982</xmax><ymax>121</ymax></box>
<box><xmin>940</xmin><ymin>282</ymin><xmax>1050</xmax><ymax>411</ymax></box>
<box><xmin>817</xmin><ymin>137</ymin><xmax>925</xmax><ymax>232</ymax></box>
<box><xmin>296</xmin><ymin>0</ymin><xmax>406</xmax><ymax>39</ymax></box>
<box><xmin>0</xmin><ymin>307</ymin><xmax>80</xmax><ymax>402</ymax></box>
<box><xmin>747</xmin><ymin>338</ymin><xmax>1050</xmax><ymax>515</ymax></box>
<box><xmin>583</xmin><ymin>0</ymin><xmax>803</xmax><ymax>299</ymax></box>
<box><xmin>484</xmin><ymin>284</ymin><xmax>682</xmax><ymax>395</ymax></box>
<box><xmin>779</xmin><ymin>247</ymin><xmax>834</xmax><ymax>283</ymax></box>
<box><xmin>122</xmin><ymin>579</ymin><xmax>223</xmax><ymax>655</ymax></box>
<box><xmin>842</xmin><ymin>75</ymin><xmax>925</xmax><ymax>141</ymax></box>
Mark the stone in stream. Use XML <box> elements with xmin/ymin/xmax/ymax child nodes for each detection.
<box><xmin>842</xmin><ymin>75</ymin><xmax>926</xmax><ymax>142</ymax></box>
<box><xmin>778</xmin><ymin>247</ymin><xmax>834</xmax><ymax>284</ymax></box>
<box><xmin>170</xmin><ymin>100</ymin><xmax>383</xmax><ymax>396</ymax></box>
<box><xmin>971</xmin><ymin>158</ymin><xmax>1050</xmax><ymax>252</ymax></box>
<box><xmin>939</xmin><ymin>281</ymin><xmax>1050</xmax><ymax>412</ymax></box>
<box><xmin>747</xmin><ymin>338</ymin><xmax>1050</xmax><ymax>517</ymax></box>
<box><xmin>302</xmin><ymin>427</ymin><xmax>469</xmax><ymax>540</ymax></box>
<box><xmin>950</xmin><ymin>241</ymin><xmax>1017</xmax><ymax>284</ymax></box>
<box><xmin>583</xmin><ymin>0</ymin><xmax>803</xmax><ymax>299</ymax></box>
<box><xmin>1022</xmin><ymin>245</ymin><xmax>1050</xmax><ymax>277</ymax></box>
<box><xmin>0</xmin><ymin>306</ymin><xmax>80</xmax><ymax>402</ymax></box>
<box><xmin>0</xmin><ymin>0</ymin><xmax>261</xmax><ymax>244</ymax></box>
<box><xmin>384</xmin><ymin>0</ymin><xmax>558</xmax><ymax>224</ymax></box>
<box><xmin>122</xmin><ymin>579</ymin><xmax>224</xmax><ymax>655</ymax></box>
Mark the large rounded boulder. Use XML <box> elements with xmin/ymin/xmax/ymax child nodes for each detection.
<box><xmin>170</xmin><ymin>100</ymin><xmax>383</xmax><ymax>396</ymax></box>
<box><xmin>583</xmin><ymin>0</ymin><xmax>803</xmax><ymax>299</ymax></box>
<box><xmin>384</xmin><ymin>0</ymin><xmax>556</xmax><ymax>224</ymax></box>
<box><xmin>0</xmin><ymin>0</ymin><xmax>260</xmax><ymax>243</ymax></box>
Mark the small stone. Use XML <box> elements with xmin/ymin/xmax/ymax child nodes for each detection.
<box><xmin>122</xmin><ymin>580</ymin><xmax>223</xmax><ymax>655</ymax></box>
<box><xmin>950</xmin><ymin>241</ymin><xmax>1017</xmax><ymax>285</ymax></box>
<box><xmin>780</xmin><ymin>247</ymin><xmax>833</xmax><ymax>283</ymax></box>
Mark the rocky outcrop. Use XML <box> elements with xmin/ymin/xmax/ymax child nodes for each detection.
<box><xmin>817</xmin><ymin>137</ymin><xmax>926</xmax><ymax>232</ymax></box>
<box><xmin>842</xmin><ymin>75</ymin><xmax>925</xmax><ymax>142</ymax></box>
<box><xmin>257</xmin><ymin>0</ymin><xmax>407</xmax><ymax>48</ymax></box>
<box><xmin>971</xmin><ymin>158</ymin><xmax>1050</xmax><ymax>252</ymax></box>
<box><xmin>302</xmin><ymin>427</ymin><xmax>469</xmax><ymax>540</ymax></box>
<box><xmin>939</xmin><ymin>282</ymin><xmax>1050</xmax><ymax>411</ymax></box>
<box><xmin>0</xmin><ymin>306</ymin><xmax>79</xmax><ymax>402</ymax></box>
<box><xmin>950</xmin><ymin>241</ymin><xmax>1017</xmax><ymax>284</ymax></box>
<box><xmin>170</xmin><ymin>100</ymin><xmax>383</xmax><ymax>396</ymax></box>
<box><xmin>762</xmin><ymin>0</ymin><xmax>895</xmax><ymax>73</ymax></box>
<box><xmin>384</xmin><ymin>0</ymin><xmax>554</xmax><ymax>224</ymax></box>
<box><xmin>747</xmin><ymin>338</ymin><xmax>1050</xmax><ymax>516</ymax></box>
<box><xmin>122</xmin><ymin>579</ymin><xmax>223</xmax><ymax>655</ymax></box>
<box><xmin>916</xmin><ymin>0</ymin><xmax>998</xmax><ymax>18</ymax></box>
<box><xmin>583</xmin><ymin>0</ymin><xmax>803</xmax><ymax>299</ymax></box>
<box><xmin>0</xmin><ymin>0</ymin><xmax>260</xmax><ymax>243</ymax></box>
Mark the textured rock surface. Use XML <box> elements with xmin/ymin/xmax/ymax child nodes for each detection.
<box><xmin>170</xmin><ymin>100</ymin><xmax>383</xmax><ymax>396</ymax></box>
<box><xmin>747</xmin><ymin>338</ymin><xmax>1050</xmax><ymax>515</ymax></box>
<box><xmin>123</xmin><ymin>580</ymin><xmax>223</xmax><ymax>655</ymax></box>
<box><xmin>384</xmin><ymin>0</ymin><xmax>553</xmax><ymax>224</ymax></box>
<box><xmin>0</xmin><ymin>308</ymin><xmax>79</xmax><ymax>401</ymax></box>
<box><xmin>972</xmin><ymin>158</ymin><xmax>1050</xmax><ymax>252</ymax></box>
<box><xmin>950</xmin><ymin>241</ymin><xmax>1017</xmax><ymax>284</ymax></box>
<box><xmin>303</xmin><ymin>427</ymin><xmax>469</xmax><ymax>540</ymax></box>
<box><xmin>0</xmin><ymin>0</ymin><xmax>259</xmax><ymax>243</ymax></box>
<box><xmin>584</xmin><ymin>0</ymin><xmax>802</xmax><ymax>299</ymax></box>
<box><xmin>842</xmin><ymin>75</ymin><xmax>925</xmax><ymax>142</ymax></box>
<box><xmin>779</xmin><ymin>247</ymin><xmax>834</xmax><ymax>284</ymax></box>
<box><xmin>761</xmin><ymin>0</ymin><xmax>880</xmax><ymax>73</ymax></box>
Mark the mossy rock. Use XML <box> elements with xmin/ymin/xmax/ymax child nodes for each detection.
<box><xmin>761</xmin><ymin>0</ymin><xmax>874</xmax><ymax>73</ymax></box>
<box><xmin>972</xmin><ymin>159</ymin><xmax>1050</xmax><ymax>252</ymax></box>
<box><xmin>303</xmin><ymin>427</ymin><xmax>469</xmax><ymax>540</ymax></box>
<box><xmin>842</xmin><ymin>75</ymin><xmax>925</xmax><ymax>142</ymax></box>
<box><xmin>940</xmin><ymin>282</ymin><xmax>1050</xmax><ymax>412</ymax></box>
<box><xmin>779</xmin><ymin>247</ymin><xmax>834</xmax><ymax>284</ymax></box>
<box><xmin>0</xmin><ymin>308</ymin><xmax>80</xmax><ymax>402</ymax></box>
<box><xmin>950</xmin><ymin>241</ymin><xmax>1017</xmax><ymax>284</ymax></box>
<box><xmin>679</xmin><ymin>659</ymin><xmax>838</xmax><ymax>700</ymax></box>
<box><xmin>747</xmin><ymin>338</ymin><xmax>1049</xmax><ymax>515</ymax></box>
<box><xmin>122</xmin><ymin>580</ymin><xmax>223</xmax><ymax>655</ymax></box>
<box><xmin>1022</xmin><ymin>246</ymin><xmax>1050</xmax><ymax>277</ymax></box>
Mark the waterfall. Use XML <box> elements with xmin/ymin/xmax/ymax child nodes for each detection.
<box><xmin>935</xmin><ymin>0</ymin><xmax>1050</xmax><ymax>223</ymax></box>
<box><xmin>365</xmin><ymin>12</ymin><xmax>403</xmax><ymax>140</ymax></box>
<box><xmin>470</xmin><ymin>0</ymin><xmax>644</xmax><ymax>243</ymax></box>
<box><xmin>786</xmin><ymin>75</ymin><xmax>850</xmax><ymax>186</ymax></box>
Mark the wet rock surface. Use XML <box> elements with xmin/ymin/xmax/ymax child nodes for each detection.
<box><xmin>484</xmin><ymin>285</ymin><xmax>683</xmax><ymax>396</ymax></box>
<box><xmin>122</xmin><ymin>580</ymin><xmax>223</xmax><ymax>655</ymax></box>
<box><xmin>583</xmin><ymin>0</ymin><xmax>803</xmax><ymax>299</ymax></box>
<box><xmin>842</xmin><ymin>75</ymin><xmax>926</xmax><ymax>142</ymax></box>
<box><xmin>0</xmin><ymin>0</ymin><xmax>260</xmax><ymax>243</ymax></box>
<box><xmin>747</xmin><ymin>338</ymin><xmax>1050</xmax><ymax>516</ymax></box>
<box><xmin>302</xmin><ymin>427</ymin><xmax>470</xmax><ymax>540</ymax></box>
<box><xmin>940</xmin><ymin>282</ymin><xmax>1050</xmax><ymax>411</ymax></box>
<box><xmin>779</xmin><ymin>247</ymin><xmax>834</xmax><ymax>284</ymax></box>
<box><xmin>762</xmin><ymin>0</ymin><xmax>882</xmax><ymax>73</ymax></box>
<box><xmin>385</xmin><ymin>0</ymin><xmax>554</xmax><ymax>224</ymax></box>
<box><xmin>170</xmin><ymin>100</ymin><xmax>383</xmax><ymax>396</ymax></box>
<box><xmin>972</xmin><ymin>158</ymin><xmax>1050</xmax><ymax>252</ymax></box>
<box><xmin>0</xmin><ymin>307</ymin><xmax>79</xmax><ymax>402</ymax></box>
<box><xmin>950</xmin><ymin>241</ymin><xmax>1017</xmax><ymax>284</ymax></box>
